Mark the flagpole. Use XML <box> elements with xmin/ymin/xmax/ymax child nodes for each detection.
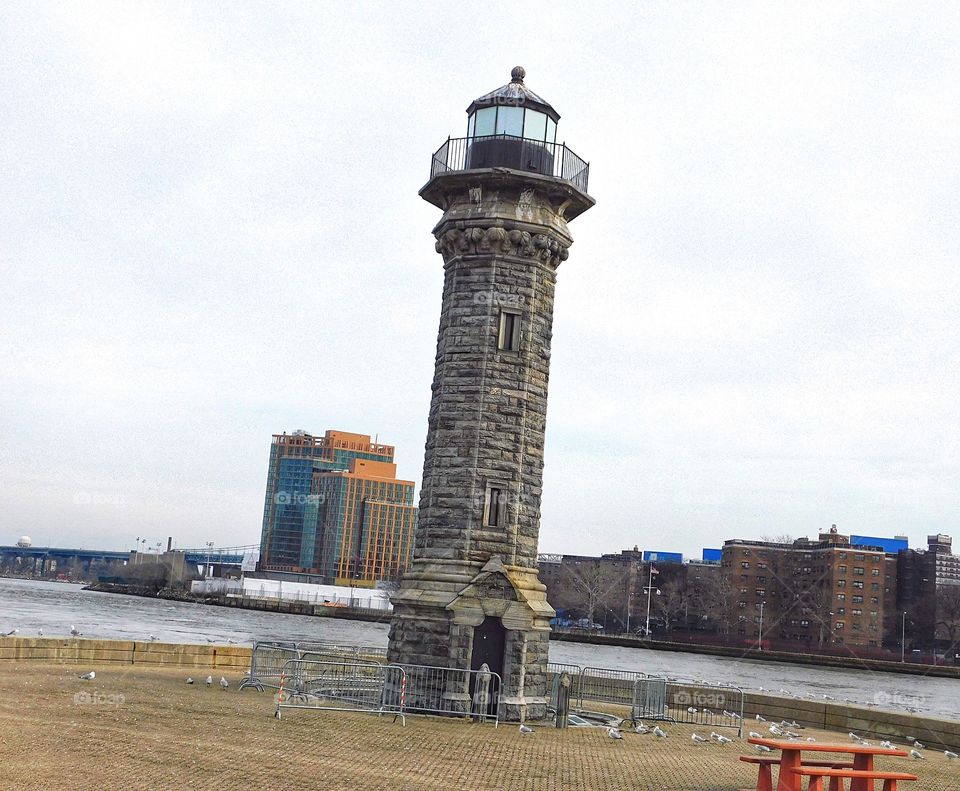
<box><xmin>645</xmin><ymin>562</ymin><xmax>654</xmax><ymax>637</ymax></box>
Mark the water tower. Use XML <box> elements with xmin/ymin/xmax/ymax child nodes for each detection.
<box><xmin>387</xmin><ymin>67</ymin><xmax>594</xmax><ymax>721</ymax></box>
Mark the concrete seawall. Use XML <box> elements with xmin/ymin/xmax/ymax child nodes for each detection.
<box><xmin>0</xmin><ymin>637</ymin><xmax>251</xmax><ymax>669</ymax></box>
<box><xmin>557</xmin><ymin>674</ymin><xmax>960</xmax><ymax>751</ymax></box>
<box><xmin>742</xmin><ymin>692</ymin><xmax>960</xmax><ymax>752</ymax></box>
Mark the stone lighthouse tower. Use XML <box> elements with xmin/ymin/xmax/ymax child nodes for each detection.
<box><xmin>388</xmin><ymin>67</ymin><xmax>594</xmax><ymax>721</ymax></box>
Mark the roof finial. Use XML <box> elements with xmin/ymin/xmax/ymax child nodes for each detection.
<box><xmin>510</xmin><ymin>66</ymin><xmax>525</xmax><ymax>84</ymax></box>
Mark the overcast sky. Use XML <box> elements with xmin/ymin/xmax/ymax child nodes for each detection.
<box><xmin>2</xmin><ymin>1</ymin><xmax>958</xmax><ymax>558</ymax></box>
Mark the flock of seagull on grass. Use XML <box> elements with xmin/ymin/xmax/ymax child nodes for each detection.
<box><xmin>518</xmin><ymin>713</ymin><xmax>956</xmax><ymax>762</ymax></box>
<box><xmin>184</xmin><ymin>675</ymin><xmax>229</xmax><ymax>689</ymax></box>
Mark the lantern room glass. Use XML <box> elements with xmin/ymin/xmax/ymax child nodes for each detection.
<box><xmin>468</xmin><ymin>105</ymin><xmax>556</xmax><ymax>143</ymax></box>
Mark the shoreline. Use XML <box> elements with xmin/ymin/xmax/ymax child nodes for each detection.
<box><xmin>82</xmin><ymin>583</ymin><xmax>960</xmax><ymax>680</ymax></box>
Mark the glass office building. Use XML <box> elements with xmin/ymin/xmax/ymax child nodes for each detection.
<box><xmin>259</xmin><ymin>429</ymin><xmax>417</xmax><ymax>585</ymax></box>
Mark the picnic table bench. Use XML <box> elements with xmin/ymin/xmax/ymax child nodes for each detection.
<box><xmin>741</xmin><ymin>737</ymin><xmax>916</xmax><ymax>791</ymax></box>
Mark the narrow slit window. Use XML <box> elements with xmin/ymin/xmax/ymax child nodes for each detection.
<box><xmin>498</xmin><ymin>310</ymin><xmax>521</xmax><ymax>352</ymax></box>
<box><xmin>484</xmin><ymin>485</ymin><xmax>504</xmax><ymax>527</ymax></box>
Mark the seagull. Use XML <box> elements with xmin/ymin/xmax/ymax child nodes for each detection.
<box><xmin>849</xmin><ymin>732</ymin><xmax>861</xmax><ymax>741</ymax></box>
<box><xmin>786</xmin><ymin>731</ymin><xmax>801</xmax><ymax>739</ymax></box>
<box><xmin>756</xmin><ymin>744</ymin><xmax>773</xmax><ymax>753</ymax></box>
<box><xmin>910</xmin><ymin>749</ymin><xmax>925</xmax><ymax>760</ymax></box>
<box><xmin>186</xmin><ymin>677</ymin><xmax>194</xmax><ymax>684</ymax></box>
<box><xmin>634</xmin><ymin>724</ymin><xmax>650</xmax><ymax>735</ymax></box>
<box><xmin>756</xmin><ymin>714</ymin><xmax>767</xmax><ymax>722</ymax></box>
<box><xmin>806</xmin><ymin>737</ymin><xmax>817</xmax><ymax>742</ymax></box>
<box><xmin>608</xmin><ymin>727</ymin><xmax>623</xmax><ymax>740</ymax></box>
<box><xmin>227</xmin><ymin>639</ymin><xmax>237</xmax><ymax>644</ymax></box>
<box><xmin>70</xmin><ymin>625</ymin><xmax>82</xmax><ymax>636</ymax></box>
<box><xmin>880</xmin><ymin>740</ymin><xmax>893</xmax><ymax>749</ymax></box>
<box><xmin>691</xmin><ymin>733</ymin><xmax>708</xmax><ymax>744</ymax></box>
<box><xmin>781</xmin><ymin>720</ymin><xmax>800</xmax><ymax>728</ymax></box>
<box><xmin>1</xmin><ymin>629</ymin><xmax>17</xmax><ymax>637</ymax></box>
<box><xmin>945</xmin><ymin>750</ymin><xmax>958</xmax><ymax>760</ymax></box>
<box><xmin>38</xmin><ymin>629</ymin><xmax>43</xmax><ymax>637</ymax></box>
<box><xmin>687</xmin><ymin>707</ymin><xmax>698</xmax><ymax>714</ymax></box>
<box><xmin>78</xmin><ymin>671</ymin><xmax>95</xmax><ymax>680</ymax></box>
<box><xmin>653</xmin><ymin>726</ymin><xmax>667</xmax><ymax>738</ymax></box>
<box><xmin>769</xmin><ymin>725</ymin><xmax>784</xmax><ymax>737</ymax></box>
<box><xmin>148</xmin><ymin>634</ymin><xmax>158</xmax><ymax>642</ymax></box>
<box><xmin>519</xmin><ymin>724</ymin><xmax>533</xmax><ymax>735</ymax></box>
<box><xmin>749</xmin><ymin>731</ymin><xmax>763</xmax><ymax>739</ymax></box>
<box><xmin>913</xmin><ymin>741</ymin><xmax>925</xmax><ymax>750</ymax></box>
<box><xmin>205</xmin><ymin>675</ymin><xmax>213</xmax><ymax>686</ymax></box>
<box><xmin>219</xmin><ymin>676</ymin><xmax>228</xmax><ymax>690</ymax></box>
<box><xmin>711</xmin><ymin>732</ymin><xmax>733</xmax><ymax>745</ymax></box>
<box><xmin>822</xmin><ymin>694</ymin><xmax>835</xmax><ymax>701</ymax></box>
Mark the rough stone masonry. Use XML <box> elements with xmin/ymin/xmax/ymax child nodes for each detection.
<box><xmin>388</xmin><ymin>69</ymin><xmax>594</xmax><ymax>722</ymax></box>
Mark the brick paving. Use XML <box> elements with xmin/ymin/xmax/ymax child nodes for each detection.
<box><xmin>0</xmin><ymin>664</ymin><xmax>952</xmax><ymax>790</ymax></box>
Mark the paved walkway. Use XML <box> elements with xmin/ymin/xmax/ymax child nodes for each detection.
<box><xmin>1</xmin><ymin>664</ymin><xmax>951</xmax><ymax>790</ymax></box>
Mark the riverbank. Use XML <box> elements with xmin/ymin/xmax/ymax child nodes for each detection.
<box><xmin>551</xmin><ymin>631</ymin><xmax>960</xmax><ymax>679</ymax></box>
<box><xmin>5</xmin><ymin>662</ymin><xmax>955</xmax><ymax>790</ymax></box>
<box><xmin>81</xmin><ymin>583</ymin><xmax>960</xmax><ymax>679</ymax></box>
<box><xmin>83</xmin><ymin>581</ymin><xmax>393</xmax><ymax>623</ymax></box>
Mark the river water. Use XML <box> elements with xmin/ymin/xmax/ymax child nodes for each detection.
<box><xmin>4</xmin><ymin>578</ymin><xmax>958</xmax><ymax>720</ymax></box>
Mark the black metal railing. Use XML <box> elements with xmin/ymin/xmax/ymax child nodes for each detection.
<box><xmin>430</xmin><ymin>135</ymin><xmax>589</xmax><ymax>192</ymax></box>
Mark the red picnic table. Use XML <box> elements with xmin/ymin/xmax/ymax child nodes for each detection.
<box><xmin>744</xmin><ymin>737</ymin><xmax>913</xmax><ymax>791</ymax></box>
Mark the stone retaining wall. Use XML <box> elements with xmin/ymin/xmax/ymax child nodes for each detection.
<box><xmin>0</xmin><ymin>637</ymin><xmax>251</xmax><ymax>669</ymax></box>
<box><xmin>742</xmin><ymin>692</ymin><xmax>960</xmax><ymax>751</ymax></box>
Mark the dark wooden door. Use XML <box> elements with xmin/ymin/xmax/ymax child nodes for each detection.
<box><xmin>469</xmin><ymin>617</ymin><xmax>506</xmax><ymax>716</ymax></box>
<box><xmin>471</xmin><ymin>616</ymin><xmax>506</xmax><ymax>677</ymax></box>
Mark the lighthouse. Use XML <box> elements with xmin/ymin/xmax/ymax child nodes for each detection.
<box><xmin>388</xmin><ymin>67</ymin><xmax>594</xmax><ymax>721</ymax></box>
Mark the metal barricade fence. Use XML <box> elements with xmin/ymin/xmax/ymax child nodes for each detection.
<box><xmin>577</xmin><ymin>666</ymin><xmax>647</xmax><ymax>715</ymax></box>
<box><xmin>391</xmin><ymin>663</ymin><xmax>502</xmax><ymax>725</ymax></box>
<box><xmin>275</xmin><ymin>659</ymin><xmax>405</xmax><ymax>724</ymax></box>
<box><xmin>633</xmin><ymin>676</ymin><xmax>744</xmax><ymax>735</ymax></box>
<box><xmin>241</xmin><ymin>640</ymin><xmax>387</xmax><ymax>691</ymax></box>
<box><xmin>240</xmin><ymin>641</ymin><xmax>299</xmax><ymax>691</ymax></box>
<box><xmin>297</xmin><ymin>642</ymin><xmax>388</xmax><ymax>664</ymax></box>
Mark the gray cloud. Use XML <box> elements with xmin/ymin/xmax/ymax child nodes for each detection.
<box><xmin>2</xmin><ymin>1</ymin><xmax>958</xmax><ymax>556</ymax></box>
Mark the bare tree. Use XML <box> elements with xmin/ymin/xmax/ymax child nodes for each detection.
<box><xmin>652</xmin><ymin>575</ymin><xmax>689</xmax><ymax>633</ymax></box>
<box><xmin>557</xmin><ymin>561</ymin><xmax>632</xmax><ymax>628</ymax></box>
<box><xmin>936</xmin><ymin>585</ymin><xmax>960</xmax><ymax>653</ymax></box>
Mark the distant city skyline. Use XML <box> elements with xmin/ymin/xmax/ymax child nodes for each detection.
<box><xmin>2</xmin><ymin>3</ymin><xmax>959</xmax><ymax>557</ymax></box>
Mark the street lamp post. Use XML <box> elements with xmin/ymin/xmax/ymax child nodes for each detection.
<box><xmin>901</xmin><ymin>611</ymin><xmax>907</xmax><ymax>663</ymax></box>
<box><xmin>206</xmin><ymin>541</ymin><xmax>214</xmax><ymax>579</ymax></box>
<box><xmin>758</xmin><ymin>601</ymin><xmax>765</xmax><ymax>651</ymax></box>
<box><xmin>625</xmin><ymin>581</ymin><xmax>631</xmax><ymax>635</ymax></box>
<box><xmin>644</xmin><ymin>564</ymin><xmax>660</xmax><ymax>637</ymax></box>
